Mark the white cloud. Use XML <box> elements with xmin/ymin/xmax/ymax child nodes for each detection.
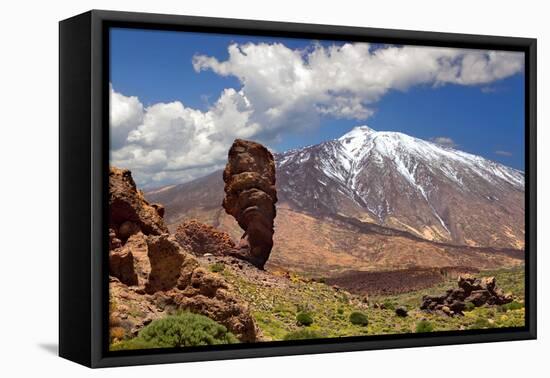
<box><xmin>430</xmin><ymin>136</ymin><xmax>457</xmax><ymax>148</ymax></box>
<box><xmin>193</xmin><ymin>43</ymin><xmax>524</xmax><ymax>125</ymax></box>
<box><xmin>110</xmin><ymin>84</ymin><xmax>144</xmax><ymax>149</ymax></box>
<box><xmin>110</xmin><ymin>86</ymin><xmax>261</xmax><ymax>187</ymax></box>
<box><xmin>111</xmin><ymin>42</ymin><xmax>524</xmax><ymax>187</ymax></box>
<box><xmin>495</xmin><ymin>150</ymin><xmax>513</xmax><ymax>157</ymax></box>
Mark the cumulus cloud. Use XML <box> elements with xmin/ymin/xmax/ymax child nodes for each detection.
<box><xmin>430</xmin><ymin>136</ymin><xmax>458</xmax><ymax>148</ymax></box>
<box><xmin>495</xmin><ymin>150</ymin><xmax>513</xmax><ymax>157</ymax></box>
<box><xmin>109</xmin><ymin>86</ymin><xmax>260</xmax><ymax>187</ymax></box>
<box><xmin>193</xmin><ymin>43</ymin><xmax>524</xmax><ymax>126</ymax></box>
<box><xmin>110</xmin><ymin>84</ymin><xmax>144</xmax><ymax>149</ymax></box>
<box><xmin>111</xmin><ymin>42</ymin><xmax>524</xmax><ymax>187</ymax></box>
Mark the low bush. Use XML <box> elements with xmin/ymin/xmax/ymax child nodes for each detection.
<box><xmin>415</xmin><ymin>320</ymin><xmax>434</xmax><ymax>333</ymax></box>
<box><xmin>110</xmin><ymin>326</ymin><xmax>126</xmax><ymax>342</ymax></box>
<box><xmin>296</xmin><ymin>312</ymin><xmax>314</xmax><ymax>326</ymax></box>
<box><xmin>349</xmin><ymin>311</ymin><xmax>369</xmax><ymax>326</ymax></box>
<box><xmin>501</xmin><ymin>301</ymin><xmax>523</xmax><ymax>312</ymax></box>
<box><xmin>209</xmin><ymin>263</ymin><xmax>225</xmax><ymax>273</ymax></box>
<box><xmin>464</xmin><ymin>301</ymin><xmax>476</xmax><ymax>312</ymax></box>
<box><xmin>283</xmin><ymin>329</ymin><xmax>325</xmax><ymax>340</ymax></box>
<box><xmin>470</xmin><ymin>317</ymin><xmax>491</xmax><ymax>330</ymax></box>
<box><xmin>111</xmin><ymin>312</ymin><xmax>238</xmax><ymax>350</ymax></box>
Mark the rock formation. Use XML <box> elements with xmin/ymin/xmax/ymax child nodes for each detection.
<box><xmin>421</xmin><ymin>275</ymin><xmax>513</xmax><ymax>316</ymax></box>
<box><xmin>108</xmin><ymin>166</ymin><xmax>257</xmax><ymax>342</ymax></box>
<box><xmin>109</xmin><ymin>166</ymin><xmax>167</xmax><ymax>238</ymax></box>
<box><xmin>222</xmin><ymin>139</ymin><xmax>277</xmax><ymax>269</ymax></box>
<box><xmin>175</xmin><ymin>220</ymin><xmax>236</xmax><ymax>256</ymax></box>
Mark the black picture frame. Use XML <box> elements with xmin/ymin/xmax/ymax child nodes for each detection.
<box><xmin>59</xmin><ymin>9</ymin><xmax>537</xmax><ymax>368</ymax></box>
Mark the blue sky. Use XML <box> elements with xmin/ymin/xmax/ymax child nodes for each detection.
<box><xmin>110</xmin><ymin>27</ymin><xmax>525</xmax><ymax>186</ymax></box>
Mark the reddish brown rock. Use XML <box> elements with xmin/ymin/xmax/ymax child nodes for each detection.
<box><xmin>109</xmin><ymin>228</ymin><xmax>122</xmax><ymax>250</ymax></box>
<box><xmin>222</xmin><ymin>139</ymin><xmax>277</xmax><ymax>269</ymax></box>
<box><xmin>145</xmin><ymin>234</ymin><xmax>186</xmax><ymax>293</ymax></box>
<box><xmin>421</xmin><ymin>274</ymin><xmax>512</xmax><ymax>316</ymax></box>
<box><xmin>109</xmin><ymin>166</ymin><xmax>168</xmax><ymax>238</ymax></box>
<box><xmin>108</xmin><ymin>166</ymin><xmax>258</xmax><ymax>342</ymax></box>
<box><xmin>109</xmin><ymin>248</ymin><xmax>138</xmax><ymax>286</ymax></box>
<box><xmin>151</xmin><ymin>203</ymin><xmax>165</xmax><ymax>218</ymax></box>
<box><xmin>125</xmin><ymin>233</ymin><xmax>150</xmax><ymax>287</ymax></box>
<box><xmin>175</xmin><ymin>220</ymin><xmax>236</xmax><ymax>256</ymax></box>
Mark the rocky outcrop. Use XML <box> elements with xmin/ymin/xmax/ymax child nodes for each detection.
<box><xmin>222</xmin><ymin>139</ymin><xmax>277</xmax><ymax>269</ymax></box>
<box><xmin>175</xmin><ymin>220</ymin><xmax>236</xmax><ymax>256</ymax></box>
<box><xmin>108</xmin><ymin>166</ymin><xmax>258</xmax><ymax>342</ymax></box>
<box><xmin>109</xmin><ymin>166</ymin><xmax>167</xmax><ymax>238</ymax></box>
<box><xmin>421</xmin><ymin>275</ymin><xmax>513</xmax><ymax>316</ymax></box>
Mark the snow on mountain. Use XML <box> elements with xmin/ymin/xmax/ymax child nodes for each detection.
<box><xmin>276</xmin><ymin>125</ymin><xmax>525</xmax><ymax>249</ymax></box>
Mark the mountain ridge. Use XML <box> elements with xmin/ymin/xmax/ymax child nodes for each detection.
<box><xmin>147</xmin><ymin>125</ymin><xmax>524</xmax><ymax>252</ymax></box>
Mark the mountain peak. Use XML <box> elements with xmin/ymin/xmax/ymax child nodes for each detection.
<box><xmin>338</xmin><ymin>125</ymin><xmax>375</xmax><ymax>141</ymax></box>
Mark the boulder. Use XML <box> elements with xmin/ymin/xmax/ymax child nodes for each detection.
<box><xmin>109</xmin><ymin>247</ymin><xmax>138</xmax><ymax>286</ymax></box>
<box><xmin>118</xmin><ymin>221</ymin><xmax>140</xmax><ymax>241</ymax></box>
<box><xmin>466</xmin><ymin>289</ymin><xmax>491</xmax><ymax>307</ymax></box>
<box><xmin>222</xmin><ymin>139</ymin><xmax>277</xmax><ymax>269</ymax></box>
<box><xmin>145</xmin><ymin>234</ymin><xmax>186</xmax><ymax>293</ymax></box>
<box><xmin>175</xmin><ymin>220</ymin><xmax>236</xmax><ymax>256</ymax></box>
<box><xmin>395</xmin><ymin>306</ymin><xmax>408</xmax><ymax>317</ymax></box>
<box><xmin>421</xmin><ymin>275</ymin><xmax>513</xmax><ymax>316</ymax></box>
<box><xmin>109</xmin><ymin>228</ymin><xmax>122</xmax><ymax>250</ymax></box>
<box><xmin>109</xmin><ymin>166</ymin><xmax>168</xmax><ymax>238</ymax></box>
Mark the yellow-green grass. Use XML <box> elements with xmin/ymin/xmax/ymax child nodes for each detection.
<box><xmin>221</xmin><ymin>266</ymin><xmax>525</xmax><ymax>341</ymax></box>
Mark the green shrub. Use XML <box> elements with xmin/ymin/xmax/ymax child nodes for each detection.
<box><xmin>283</xmin><ymin>329</ymin><xmax>325</xmax><ymax>340</ymax></box>
<box><xmin>470</xmin><ymin>317</ymin><xmax>491</xmax><ymax>330</ymax></box>
<box><xmin>415</xmin><ymin>320</ymin><xmax>434</xmax><ymax>333</ymax></box>
<box><xmin>111</xmin><ymin>337</ymin><xmax>161</xmax><ymax>351</ymax></box>
<box><xmin>296</xmin><ymin>312</ymin><xmax>314</xmax><ymax>326</ymax></box>
<box><xmin>112</xmin><ymin>312</ymin><xmax>238</xmax><ymax>350</ymax></box>
<box><xmin>464</xmin><ymin>301</ymin><xmax>476</xmax><ymax>312</ymax></box>
<box><xmin>382</xmin><ymin>299</ymin><xmax>395</xmax><ymax>310</ymax></box>
<box><xmin>210</xmin><ymin>263</ymin><xmax>225</xmax><ymax>273</ymax></box>
<box><xmin>501</xmin><ymin>301</ymin><xmax>523</xmax><ymax>312</ymax></box>
<box><xmin>337</xmin><ymin>307</ymin><xmax>345</xmax><ymax>315</ymax></box>
<box><xmin>349</xmin><ymin>311</ymin><xmax>369</xmax><ymax>326</ymax></box>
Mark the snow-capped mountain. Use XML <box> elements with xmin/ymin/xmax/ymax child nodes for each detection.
<box><xmin>276</xmin><ymin>125</ymin><xmax>524</xmax><ymax>249</ymax></box>
<box><xmin>147</xmin><ymin>125</ymin><xmax>525</xmax><ymax>250</ymax></box>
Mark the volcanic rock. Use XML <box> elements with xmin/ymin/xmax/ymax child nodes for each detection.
<box><xmin>108</xmin><ymin>165</ymin><xmax>258</xmax><ymax>342</ymax></box>
<box><xmin>395</xmin><ymin>306</ymin><xmax>408</xmax><ymax>317</ymax></box>
<box><xmin>175</xmin><ymin>220</ymin><xmax>236</xmax><ymax>256</ymax></box>
<box><xmin>109</xmin><ymin>166</ymin><xmax>168</xmax><ymax>237</ymax></box>
<box><xmin>421</xmin><ymin>275</ymin><xmax>512</xmax><ymax>316</ymax></box>
<box><xmin>222</xmin><ymin>139</ymin><xmax>277</xmax><ymax>269</ymax></box>
<box><xmin>109</xmin><ymin>247</ymin><xmax>138</xmax><ymax>286</ymax></box>
<box><xmin>145</xmin><ymin>234</ymin><xmax>186</xmax><ymax>293</ymax></box>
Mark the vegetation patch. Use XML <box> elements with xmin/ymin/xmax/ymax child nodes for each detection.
<box><xmin>111</xmin><ymin>312</ymin><xmax>237</xmax><ymax>350</ymax></box>
<box><xmin>349</xmin><ymin>311</ymin><xmax>369</xmax><ymax>326</ymax></box>
<box><xmin>296</xmin><ymin>312</ymin><xmax>314</xmax><ymax>326</ymax></box>
<box><xmin>210</xmin><ymin>262</ymin><xmax>225</xmax><ymax>273</ymax></box>
<box><xmin>283</xmin><ymin>329</ymin><xmax>326</xmax><ymax>340</ymax></box>
<box><xmin>415</xmin><ymin>320</ymin><xmax>434</xmax><ymax>333</ymax></box>
<box><xmin>219</xmin><ymin>266</ymin><xmax>525</xmax><ymax>342</ymax></box>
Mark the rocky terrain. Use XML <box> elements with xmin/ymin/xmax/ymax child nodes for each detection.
<box><xmin>420</xmin><ymin>275</ymin><xmax>513</xmax><ymax>316</ymax></box>
<box><xmin>110</xmin><ymin>135</ymin><xmax>526</xmax><ymax>350</ymax></box>
<box><xmin>325</xmin><ymin>266</ymin><xmax>480</xmax><ymax>296</ymax></box>
<box><xmin>108</xmin><ymin>167</ymin><xmax>257</xmax><ymax>344</ymax></box>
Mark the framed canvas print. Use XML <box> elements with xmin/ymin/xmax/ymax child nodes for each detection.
<box><xmin>59</xmin><ymin>10</ymin><xmax>537</xmax><ymax>368</ymax></box>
